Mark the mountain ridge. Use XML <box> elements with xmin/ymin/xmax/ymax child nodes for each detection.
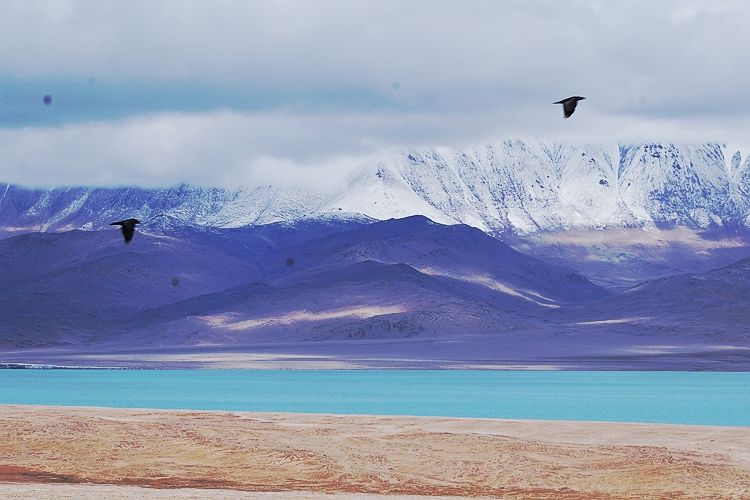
<box><xmin>0</xmin><ymin>216</ymin><xmax>604</xmax><ymax>350</ymax></box>
<box><xmin>1</xmin><ymin>215</ymin><xmax>748</xmax><ymax>370</ymax></box>
<box><xmin>3</xmin><ymin>140</ymin><xmax>750</xmax><ymax>237</ymax></box>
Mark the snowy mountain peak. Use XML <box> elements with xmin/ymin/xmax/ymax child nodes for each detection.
<box><xmin>3</xmin><ymin>140</ymin><xmax>750</xmax><ymax>236</ymax></box>
<box><xmin>328</xmin><ymin>141</ymin><xmax>750</xmax><ymax>234</ymax></box>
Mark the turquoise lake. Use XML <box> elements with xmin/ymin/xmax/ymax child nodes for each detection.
<box><xmin>1</xmin><ymin>370</ymin><xmax>748</xmax><ymax>426</ymax></box>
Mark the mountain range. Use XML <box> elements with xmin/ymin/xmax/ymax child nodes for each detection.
<box><xmin>1</xmin><ymin>140</ymin><xmax>749</xmax><ymax>369</ymax></box>
<box><xmin>3</xmin><ymin>141</ymin><xmax>750</xmax><ymax>236</ymax></box>
<box><xmin>1</xmin><ymin>215</ymin><xmax>747</xmax><ymax>370</ymax></box>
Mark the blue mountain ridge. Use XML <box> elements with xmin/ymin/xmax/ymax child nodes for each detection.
<box><xmin>1</xmin><ymin>215</ymin><xmax>747</xmax><ymax>369</ymax></box>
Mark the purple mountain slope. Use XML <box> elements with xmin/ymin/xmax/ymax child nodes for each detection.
<box><xmin>124</xmin><ymin>259</ymin><xmax>527</xmax><ymax>348</ymax></box>
<box><xmin>1</xmin><ymin>216</ymin><xmax>748</xmax><ymax>369</ymax></box>
<box><xmin>0</xmin><ymin>230</ymin><xmax>260</xmax><ymax>347</ymax></box>
<box><xmin>258</xmin><ymin>216</ymin><xmax>606</xmax><ymax>304</ymax></box>
<box><xmin>509</xmin><ymin>226</ymin><xmax>750</xmax><ymax>290</ymax></box>
<box><xmin>561</xmin><ymin>256</ymin><xmax>750</xmax><ymax>343</ymax></box>
<box><xmin>120</xmin><ymin>216</ymin><xmax>607</xmax><ymax>347</ymax></box>
<box><xmin>1</xmin><ymin>217</ymin><xmax>601</xmax><ymax>349</ymax></box>
<box><xmin>0</xmin><ymin>217</ymin><xmax>376</xmax><ymax>347</ymax></box>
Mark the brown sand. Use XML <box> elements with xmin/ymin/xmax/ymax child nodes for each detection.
<box><xmin>0</xmin><ymin>405</ymin><xmax>748</xmax><ymax>499</ymax></box>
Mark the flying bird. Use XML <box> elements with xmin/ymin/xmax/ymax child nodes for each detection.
<box><xmin>554</xmin><ymin>96</ymin><xmax>586</xmax><ymax>118</ymax></box>
<box><xmin>110</xmin><ymin>218</ymin><xmax>141</xmax><ymax>244</ymax></box>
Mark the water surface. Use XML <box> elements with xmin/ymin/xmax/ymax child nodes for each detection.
<box><xmin>1</xmin><ymin>370</ymin><xmax>748</xmax><ymax>426</ymax></box>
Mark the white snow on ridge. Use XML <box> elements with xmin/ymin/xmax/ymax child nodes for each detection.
<box><xmin>322</xmin><ymin>140</ymin><xmax>750</xmax><ymax>234</ymax></box>
<box><xmin>323</xmin><ymin>160</ymin><xmax>458</xmax><ymax>227</ymax></box>
<box><xmin>3</xmin><ymin>140</ymin><xmax>750</xmax><ymax>235</ymax></box>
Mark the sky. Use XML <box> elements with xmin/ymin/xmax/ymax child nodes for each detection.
<box><xmin>1</xmin><ymin>0</ymin><xmax>749</xmax><ymax>189</ymax></box>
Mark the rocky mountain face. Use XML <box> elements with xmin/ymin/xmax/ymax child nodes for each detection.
<box><xmin>2</xmin><ymin>141</ymin><xmax>750</xmax><ymax>369</ymax></box>
<box><xmin>2</xmin><ymin>141</ymin><xmax>750</xmax><ymax>237</ymax></box>
<box><xmin>0</xmin><ymin>184</ymin><xmax>327</xmax><ymax>234</ymax></box>
<box><xmin>1</xmin><ymin>215</ymin><xmax>747</xmax><ymax>370</ymax></box>
<box><xmin>0</xmin><ymin>216</ymin><xmax>611</xmax><ymax>363</ymax></box>
<box><xmin>331</xmin><ymin>141</ymin><xmax>750</xmax><ymax>234</ymax></box>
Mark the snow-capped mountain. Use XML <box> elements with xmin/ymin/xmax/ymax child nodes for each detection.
<box><xmin>2</xmin><ymin>140</ymin><xmax>750</xmax><ymax>236</ymax></box>
<box><xmin>331</xmin><ymin>141</ymin><xmax>750</xmax><ymax>234</ymax></box>
<box><xmin>0</xmin><ymin>183</ymin><xmax>326</xmax><ymax>233</ymax></box>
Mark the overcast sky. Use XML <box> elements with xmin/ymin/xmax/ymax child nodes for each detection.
<box><xmin>1</xmin><ymin>0</ymin><xmax>748</xmax><ymax>188</ymax></box>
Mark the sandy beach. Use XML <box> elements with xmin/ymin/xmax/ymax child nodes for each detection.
<box><xmin>0</xmin><ymin>405</ymin><xmax>748</xmax><ymax>499</ymax></box>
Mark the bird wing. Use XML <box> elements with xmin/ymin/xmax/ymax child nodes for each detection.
<box><xmin>121</xmin><ymin>223</ymin><xmax>135</xmax><ymax>244</ymax></box>
<box><xmin>562</xmin><ymin>100</ymin><xmax>578</xmax><ymax>118</ymax></box>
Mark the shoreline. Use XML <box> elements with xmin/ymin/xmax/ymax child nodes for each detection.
<box><xmin>2</xmin><ymin>403</ymin><xmax>750</xmax><ymax>429</ymax></box>
<box><xmin>4</xmin><ymin>343</ymin><xmax>749</xmax><ymax>371</ymax></box>
<box><xmin>4</xmin><ymin>363</ymin><xmax>750</xmax><ymax>371</ymax></box>
<box><xmin>1</xmin><ymin>405</ymin><xmax>749</xmax><ymax>498</ymax></box>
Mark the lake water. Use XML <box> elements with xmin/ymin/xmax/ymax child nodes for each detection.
<box><xmin>1</xmin><ymin>370</ymin><xmax>748</xmax><ymax>426</ymax></box>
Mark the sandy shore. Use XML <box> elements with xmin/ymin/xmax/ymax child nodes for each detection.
<box><xmin>0</xmin><ymin>405</ymin><xmax>748</xmax><ymax>499</ymax></box>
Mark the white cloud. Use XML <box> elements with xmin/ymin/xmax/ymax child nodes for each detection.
<box><xmin>3</xmin><ymin>0</ymin><xmax>748</xmax><ymax>101</ymax></box>
<box><xmin>2</xmin><ymin>107</ymin><xmax>750</xmax><ymax>188</ymax></box>
<box><xmin>0</xmin><ymin>0</ymin><xmax>749</xmax><ymax>187</ymax></box>
<box><xmin>0</xmin><ymin>111</ymin><xmax>378</xmax><ymax>189</ymax></box>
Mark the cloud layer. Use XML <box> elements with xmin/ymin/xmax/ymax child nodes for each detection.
<box><xmin>1</xmin><ymin>0</ymin><xmax>749</xmax><ymax>187</ymax></box>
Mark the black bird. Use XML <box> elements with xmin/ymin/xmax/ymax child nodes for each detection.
<box><xmin>110</xmin><ymin>218</ymin><xmax>141</xmax><ymax>244</ymax></box>
<box><xmin>554</xmin><ymin>96</ymin><xmax>586</xmax><ymax>118</ymax></box>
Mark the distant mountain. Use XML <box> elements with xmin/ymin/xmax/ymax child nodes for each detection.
<box><xmin>0</xmin><ymin>183</ymin><xmax>328</xmax><ymax>234</ymax></box>
<box><xmin>330</xmin><ymin>141</ymin><xmax>750</xmax><ymax>234</ymax></box>
<box><xmin>123</xmin><ymin>216</ymin><xmax>606</xmax><ymax>346</ymax></box>
<box><xmin>1</xmin><ymin>215</ymin><xmax>748</xmax><ymax>369</ymax></box>
<box><xmin>0</xmin><ymin>218</ymin><xmax>367</xmax><ymax>347</ymax></box>
<box><xmin>0</xmin><ymin>216</ymin><xmax>604</xmax><ymax>350</ymax></box>
<box><xmin>563</xmin><ymin>256</ymin><xmax>750</xmax><ymax>343</ymax></box>
<box><xmin>3</xmin><ymin>141</ymin><xmax>750</xmax><ymax>237</ymax></box>
<box><xmin>3</xmin><ymin>140</ymin><xmax>750</xmax><ymax>368</ymax></box>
